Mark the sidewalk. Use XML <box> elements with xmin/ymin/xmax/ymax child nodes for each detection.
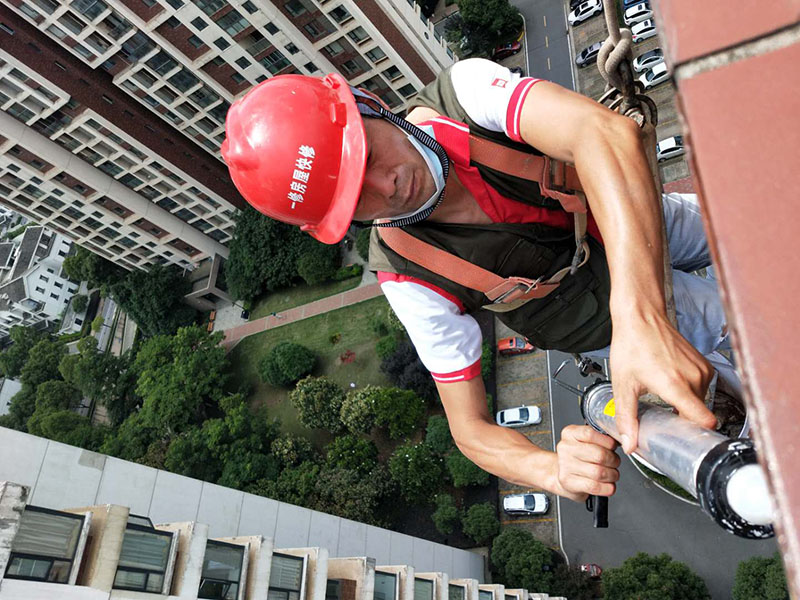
<box><xmin>221</xmin><ymin>283</ymin><xmax>383</xmax><ymax>351</ymax></box>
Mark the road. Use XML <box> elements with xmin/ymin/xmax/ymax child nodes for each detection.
<box><xmin>548</xmin><ymin>350</ymin><xmax>778</xmax><ymax>600</ymax></box>
<box><xmin>512</xmin><ymin>0</ymin><xmax>574</xmax><ymax>90</ymax></box>
<box><xmin>94</xmin><ymin>297</ymin><xmax>117</xmax><ymax>352</ymax></box>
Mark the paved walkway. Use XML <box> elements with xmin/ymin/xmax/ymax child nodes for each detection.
<box><xmin>221</xmin><ymin>283</ymin><xmax>383</xmax><ymax>351</ymax></box>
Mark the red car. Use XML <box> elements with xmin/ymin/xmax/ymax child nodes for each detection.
<box><xmin>492</xmin><ymin>41</ymin><xmax>522</xmax><ymax>61</ymax></box>
<box><xmin>580</xmin><ymin>563</ymin><xmax>602</xmax><ymax>578</ymax></box>
<box><xmin>497</xmin><ymin>336</ymin><xmax>536</xmax><ymax>356</ymax></box>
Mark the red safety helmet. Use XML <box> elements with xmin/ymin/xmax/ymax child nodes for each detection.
<box><xmin>221</xmin><ymin>73</ymin><xmax>366</xmax><ymax>244</ymax></box>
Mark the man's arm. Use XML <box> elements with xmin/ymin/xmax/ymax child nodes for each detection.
<box><xmin>517</xmin><ymin>82</ymin><xmax>716</xmax><ymax>456</ymax></box>
<box><xmin>438</xmin><ymin>377</ymin><xmax>620</xmax><ymax>502</ymax></box>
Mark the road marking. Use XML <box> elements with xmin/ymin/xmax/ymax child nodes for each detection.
<box><xmin>543</xmin><ymin>15</ymin><xmax>547</xmax><ymax>27</ymax></box>
<box><xmin>545</xmin><ymin>35</ymin><xmax>549</xmax><ymax>48</ymax></box>
<box><xmin>547</xmin><ymin>57</ymin><xmax>551</xmax><ymax>70</ymax></box>
<box><xmin>498</xmin><ymin>375</ymin><xmax>547</xmax><ymax>387</ymax></box>
<box><xmin>501</xmin><ymin>517</ymin><xmax>556</xmax><ymax>525</ymax></box>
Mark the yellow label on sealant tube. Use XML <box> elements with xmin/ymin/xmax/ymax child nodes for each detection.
<box><xmin>603</xmin><ymin>398</ymin><xmax>616</xmax><ymax>417</ymax></box>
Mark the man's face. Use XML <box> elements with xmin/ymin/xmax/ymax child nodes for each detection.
<box><xmin>352</xmin><ymin>117</ymin><xmax>437</xmax><ymax>221</ymax></box>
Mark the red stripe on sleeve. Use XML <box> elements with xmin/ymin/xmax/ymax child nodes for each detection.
<box><xmin>431</xmin><ymin>358</ymin><xmax>482</xmax><ymax>383</ymax></box>
<box><xmin>505</xmin><ymin>78</ymin><xmax>543</xmax><ymax>142</ymax></box>
<box><xmin>377</xmin><ymin>271</ymin><xmax>466</xmax><ymax>313</ymax></box>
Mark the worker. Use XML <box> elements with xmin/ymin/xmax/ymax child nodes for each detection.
<box><xmin>222</xmin><ymin>58</ymin><xmax>727</xmax><ymax>502</ymax></box>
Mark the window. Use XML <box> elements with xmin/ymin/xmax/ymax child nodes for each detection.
<box><xmin>268</xmin><ymin>554</ymin><xmax>305</xmax><ymax>600</ymax></box>
<box><xmin>383</xmin><ymin>65</ymin><xmax>401</xmax><ymax>80</ymax></box>
<box><xmin>198</xmin><ymin>540</ymin><xmax>245</xmax><ymax>600</ymax></box>
<box><xmin>398</xmin><ymin>83</ymin><xmax>416</xmax><ymax>98</ymax></box>
<box><xmin>479</xmin><ymin>592</ymin><xmax>493</xmax><ymax>600</ymax></box>
<box><xmin>213</xmin><ymin>37</ymin><xmax>230</xmax><ymax>50</ymax></box>
<box><xmin>40</xmin><ymin>275</ymin><xmax>49</xmax><ymax>282</ymax></box>
<box><xmin>54</xmin><ymin>282</ymin><xmax>63</xmax><ymax>289</ymax></box>
<box><xmin>374</xmin><ymin>573</ymin><xmax>397</xmax><ymax>600</ymax></box>
<box><xmin>165</xmin><ymin>16</ymin><xmax>181</xmax><ymax>28</ymax></box>
<box><xmin>259</xmin><ymin>50</ymin><xmax>290</xmax><ymax>75</ymax></box>
<box><xmin>4</xmin><ymin>506</ymin><xmax>85</xmax><ymax>584</ymax></box>
<box><xmin>303</xmin><ymin>21</ymin><xmax>323</xmax><ymax>38</ymax></box>
<box><xmin>191</xmin><ymin>16</ymin><xmax>208</xmax><ymax>30</ymax></box>
<box><xmin>231</xmin><ymin>73</ymin><xmax>245</xmax><ymax>84</ymax></box>
<box><xmin>328</xmin><ymin>5</ymin><xmax>351</xmax><ymax>23</ymax></box>
<box><xmin>448</xmin><ymin>586</ymin><xmax>466</xmax><ymax>600</ymax></box>
<box><xmin>414</xmin><ymin>579</ymin><xmax>433</xmax><ymax>600</ymax></box>
<box><xmin>35</xmin><ymin>286</ymin><xmax>45</xmax><ymax>294</ymax></box>
<box><xmin>165</xmin><ymin>0</ymin><xmax>183</xmax><ymax>7</ymax></box>
<box><xmin>347</xmin><ymin>26</ymin><xmax>369</xmax><ymax>44</ymax></box>
<box><xmin>284</xmin><ymin>42</ymin><xmax>299</xmax><ymax>54</ymax></box>
<box><xmin>265</xmin><ymin>21</ymin><xmax>278</xmax><ymax>35</ymax></box>
<box><xmin>189</xmin><ymin>85</ymin><xmax>220</xmax><ymax>107</ymax></box>
<box><xmin>188</xmin><ymin>34</ymin><xmax>205</xmax><ymax>48</ymax></box>
<box><xmin>303</xmin><ymin>61</ymin><xmax>318</xmax><ymax>73</ymax></box>
<box><xmin>340</xmin><ymin>59</ymin><xmax>361</xmax><ymax>76</ymax></box>
<box><xmin>217</xmin><ymin>10</ymin><xmax>249</xmax><ymax>36</ymax></box>
<box><xmin>193</xmin><ymin>0</ymin><xmax>226</xmax><ymax>16</ymax></box>
<box><xmin>242</xmin><ymin>0</ymin><xmax>257</xmax><ymax>13</ymax></box>
<box><xmin>235</xmin><ymin>56</ymin><xmax>250</xmax><ymax>69</ymax></box>
<box><xmin>50</xmin><ymin>293</ymin><xmax>60</xmax><ymax>299</ymax></box>
<box><xmin>366</xmin><ymin>47</ymin><xmax>386</xmax><ymax>63</ymax></box>
<box><xmin>284</xmin><ymin>0</ymin><xmax>307</xmax><ymax>17</ymax></box>
<box><xmin>168</xmin><ymin>68</ymin><xmax>200</xmax><ymax>92</ymax></box>
<box><xmin>147</xmin><ymin>50</ymin><xmax>178</xmax><ymax>75</ymax></box>
<box><xmin>113</xmin><ymin>516</ymin><xmax>173</xmax><ymax>593</ymax></box>
<box><xmin>323</xmin><ymin>39</ymin><xmax>345</xmax><ymax>57</ymax></box>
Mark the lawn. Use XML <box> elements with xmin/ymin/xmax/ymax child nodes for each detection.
<box><xmin>249</xmin><ymin>276</ymin><xmax>362</xmax><ymax>321</ymax></box>
<box><xmin>227</xmin><ymin>295</ymin><xmax>393</xmax><ymax>446</ymax></box>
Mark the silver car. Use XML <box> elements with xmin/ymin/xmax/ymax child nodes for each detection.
<box><xmin>631</xmin><ymin>19</ymin><xmax>658</xmax><ymax>43</ymax></box>
<box><xmin>633</xmin><ymin>48</ymin><xmax>664</xmax><ymax>72</ymax></box>
<box><xmin>496</xmin><ymin>405</ymin><xmax>542</xmax><ymax>427</ymax></box>
<box><xmin>576</xmin><ymin>42</ymin><xmax>603</xmax><ymax>67</ymax></box>
<box><xmin>656</xmin><ymin>135</ymin><xmax>685</xmax><ymax>162</ymax></box>
<box><xmin>503</xmin><ymin>493</ymin><xmax>550</xmax><ymax>515</ymax></box>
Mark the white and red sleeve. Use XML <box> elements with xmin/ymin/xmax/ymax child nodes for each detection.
<box><xmin>378</xmin><ymin>273</ymin><xmax>483</xmax><ymax>383</ymax></box>
<box><xmin>449</xmin><ymin>58</ymin><xmax>544</xmax><ymax>143</ymax></box>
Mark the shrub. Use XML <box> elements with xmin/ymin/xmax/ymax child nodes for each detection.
<box><xmin>72</xmin><ymin>294</ymin><xmax>89</xmax><ymax>313</ymax></box>
<box><xmin>446</xmin><ymin>450</ymin><xmax>490</xmax><ymax>487</ymax></box>
<box><xmin>369</xmin><ymin>313</ymin><xmax>389</xmax><ymax>337</ymax></box>
<box><xmin>386</xmin><ymin>306</ymin><xmax>406</xmax><ymax>333</ymax></box>
<box><xmin>332</xmin><ymin>263</ymin><xmax>363</xmax><ymax>281</ymax></box>
<box><xmin>326</xmin><ymin>434</ymin><xmax>378</xmax><ymax>475</ymax></box>
<box><xmin>462</xmin><ymin>502</ymin><xmax>499</xmax><ymax>544</ymax></box>
<box><xmin>432</xmin><ymin>493</ymin><xmax>460</xmax><ymax>535</ymax></box>
<box><xmin>481</xmin><ymin>340</ymin><xmax>495</xmax><ymax>381</ymax></box>
<box><xmin>356</xmin><ymin>227</ymin><xmax>371</xmax><ymax>261</ymax></box>
<box><xmin>290</xmin><ymin>376</ymin><xmax>346</xmax><ymax>432</ymax></box>
<box><xmin>259</xmin><ymin>342</ymin><xmax>316</xmax><ymax>387</ymax></box>
<box><xmin>491</xmin><ymin>527</ymin><xmax>554</xmax><ymax>591</ymax></box>
<box><xmin>425</xmin><ymin>415</ymin><xmax>454</xmax><ymax>455</ymax></box>
<box><xmin>297</xmin><ymin>243</ymin><xmax>340</xmax><ymax>285</ymax></box>
<box><xmin>340</xmin><ymin>385</ymin><xmax>379</xmax><ymax>434</ymax></box>
<box><xmin>389</xmin><ymin>442</ymin><xmax>444</xmax><ymax>503</ymax></box>
<box><xmin>91</xmin><ymin>316</ymin><xmax>104</xmax><ymax>333</ymax></box>
<box><xmin>375</xmin><ymin>335</ymin><xmax>398</xmax><ymax>359</ymax></box>
<box><xmin>373</xmin><ymin>387</ymin><xmax>426</xmax><ymax>439</ymax></box>
<box><xmin>271</xmin><ymin>434</ymin><xmax>315</xmax><ymax>469</ymax></box>
<box><xmin>380</xmin><ymin>339</ymin><xmax>437</xmax><ymax>402</ymax></box>
<box><xmin>603</xmin><ymin>552</ymin><xmax>710</xmax><ymax>600</ymax></box>
<box><xmin>732</xmin><ymin>553</ymin><xmax>788</xmax><ymax>600</ymax></box>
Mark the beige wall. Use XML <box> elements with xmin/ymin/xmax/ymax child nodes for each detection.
<box><xmin>63</xmin><ymin>504</ymin><xmax>129</xmax><ymax>593</ymax></box>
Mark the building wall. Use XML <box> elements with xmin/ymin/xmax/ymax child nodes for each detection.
<box><xmin>0</xmin><ymin>426</ymin><xmax>485</xmax><ymax>580</ymax></box>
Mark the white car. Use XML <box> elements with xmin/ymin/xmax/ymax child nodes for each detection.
<box><xmin>633</xmin><ymin>48</ymin><xmax>664</xmax><ymax>72</ymax></box>
<box><xmin>624</xmin><ymin>2</ymin><xmax>653</xmax><ymax>25</ymax></box>
<box><xmin>568</xmin><ymin>0</ymin><xmax>603</xmax><ymax>26</ymax></box>
<box><xmin>503</xmin><ymin>493</ymin><xmax>550</xmax><ymax>516</ymax></box>
<box><xmin>637</xmin><ymin>61</ymin><xmax>669</xmax><ymax>89</ymax></box>
<box><xmin>656</xmin><ymin>135</ymin><xmax>685</xmax><ymax>162</ymax></box>
<box><xmin>631</xmin><ymin>19</ymin><xmax>657</xmax><ymax>43</ymax></box>
<box><xmin>496</xmin><ymin>405</ymin><xmax>542</xmax><ymax>428</ymax></box>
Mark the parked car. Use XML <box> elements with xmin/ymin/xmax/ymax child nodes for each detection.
<box><xmin>637</xmin><ymin>60</ymin><xmax>669</xmax><ymax>89</ymax></box>
<box><xmin>623</xmin><ymin>0</ymin><xmax>642</xmax><ymax>6</ymax></box>
<box><xmin>632</xmin><ymin>47</ymin><xmax>664</xmax><ymax>72</ymax></box>
<box><xmin>568</xmin><ymin>0</ymin><xmax>603</xmax><ymax>26</ymax></box>
<box><xmin>623</xmin><ymin>2</ymin><xmax>653</xmax><ymax>25</ymax></box>
<box><xmin>492</xmin><ymin>41</ymin><xmax>522</xmax><ymax>61</ymax></box>
<box><xmin>580</xmin><ymin>564</ymin><xmax>603</xmax><ymax>578</ymax></box>
<box><xmin>631</xmin><ymin>19</ymin><xmax>658</xmax><ymax>43</ymax></box>
<box><xmin>575</xmin><ymin>41</ymin><xmax>603</xmax><ymax>67</ymax></box>
<box><xmin>497</xmin><ymin>336</ymin><xmax>535</xmax><ymax>356</ymax></box>
<box><xmin>656</xmin><ymin>135</ymin><xmax>685</xmax><ymax>162</ymax></box>
<box><xmin>496</xmin><ymin>405</ymin><xmax>543</xmax><ymax>427</ymax></box>
<box><xmin>503</xmin><ymin>493</ymin><xmax>550</xmax><ymax>516</ymax></box>
<box><xmin>569</xmin><ymin>0</ymin><xmax>583</xmax><ymax>10</ymax></box>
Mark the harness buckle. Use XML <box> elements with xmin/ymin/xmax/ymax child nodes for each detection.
<box><xmin>540</xmin><ymin>156</ymin><xmax>586</xmax><ymax>214</ymax></box>
<box><xmin>493</xmin><ymin>277</ymin><xmax>543</xmax><ymax>304</ymax></box>
<box><xmin>570</xmin><ymin>237</ymin><xmax>587</xmax><ymax>275</ymax></box>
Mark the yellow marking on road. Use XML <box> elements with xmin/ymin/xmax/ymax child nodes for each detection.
<box><xmin>547</xmin><ymin>57</ymin><xmax>551</xmax><ymax>70</ymax></box>
<box><xmin>545</xmin><ymin>35</ymin><xmax>549</xmax><ymax>48</ymax></box>
<box><xmin>543</xmin><ymin>15</ymin><xmax>547</xmax><ymax>27</ymax></box>
<box><xmin>501</xmin><ymin>517</ymin><xmax>555</xmax><ymax>525</ymax></box>
<box><xmin>498</xmin><ymin>375</ymin><xmax>547</xmax><ymax>387</ymax></box>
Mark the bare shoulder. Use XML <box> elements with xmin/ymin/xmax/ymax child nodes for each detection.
<box><xmin>406</xmin><ymin>106</ymin><xmax>440</xmax><ymax>125</ymax></box>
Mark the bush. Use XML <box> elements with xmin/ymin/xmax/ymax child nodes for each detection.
<box><xmin>491</xmin><ymin>528</ymin><xmax>554</xmax><ymax>591</ymax></box>
<box><xmin>332</xmin><ymin>263</ymin><xmax>363</xmax><ymax>281</ymax></box>
<box><xmin>732</xmin><ymin>553</ymin><xmax>788</xmax><ymax>600</ymax></box>
<box><xmin>297</xmin><ymin>243</ymin><xmax>340</xmax><ymax>285</ymax></box>
<box><xmin>91</xmin><ymin>315</ymin><xmax>104</xmax><ymax>333</ymax></box>
<box><xmin>446</xmin><ymin>450</ymin><xmax>490</xmax><ymax>487</ymax></box>
<box><xmin>57</xmin><ymin>331</ymin><xmax>83</xmax><ymax>343</ymax></box>
<box><xmin>340</xmin><ymin>385</ymin><xmax>378</xmax><ymax>433</ymax></box>
<box><xmin>386</xmin><ymin>306</ymin><xmax>406</xmax><ymax>333</ymax></box>
<box><xmin>380</xmin><ymin>339</ymin><xmax>437</xmax><ymax>402</ymax></box>
<box><xmin>373</xmin><ymin>387</ymin><xmax>426</xmax><ymax>439</ymax></box>
<box><xmin>369</xmin><ymin>313</ymin><xmax>389</xmax><ymax>337</ymax></box>
<box><xmin>356</xmin><ymin>227</ymin><xmax>371</xmax><ymax>261</ymax></box>
<box><xmin>432</xmin><ymin>493</ymin><xmax>460</xmax><ymax>535</ymax></box>
<box><xmin>259</xmin><ymin>342</ymin><xmax>316</xmax><ymax>387</ymax></box>
<box><xmin>375</xmin><ymin>335</ymin><xmax>398</xmax><ymax>359</ymax></box>
<box><xmin>603</xmin><ymin>552</ymin><xmax>710</xmax><ymax>600</ymax></box>
<box><xmin>425</xmin><ymin>415</ymin><xmax>454</xmax><ymax>455</ymax></box>
<box><xmin>462</xmin><ymin>502</ymin><xmax>499</xmax><ymax>544</ymax></box>
<box><xmin>481</xmin><ymin>340</ymin><xmax>495</xmax><ymax>382</ymax></box>
<box><xmin>72</xmin><ymin>294</ymin><xmax>89</xmax><ymax>313</ymax></box>
<box><xmin>326</xmin><ymin>434</ymin><xmax>378</xmax><ymax>475</ymax></box>
<box><xmin>389</xmin><ymin>442</ymin><xmax>444</xmax><ymax>503</ymax></box>
<box><xmin>271</xmin><ymin>434</ymin><xmax>315</xmax><ymax>469</ymax></box>
<box><xmin>290</xmin><ymin>376</ymin><xmax>346</xmax><ymax>432</ymax></box>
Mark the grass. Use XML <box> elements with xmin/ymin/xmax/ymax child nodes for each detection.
<box><xmin>227</xmin><ymin>296</ymin><xmax>393</xmax><ymax>447</ymax></box>
<box><xmin>249</xmin><ymin>276</ymin><xmax>362</xmax><ymax>321</ymax></box>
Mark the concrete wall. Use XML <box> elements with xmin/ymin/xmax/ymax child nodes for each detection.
<box><xmin>416</xmin><ymin>572</ymin><xmax>448</xmax><ymax>600</ymax></box>
<box><xmin>449</xmin><ymin>579</ymin><xmax>479</xmax><ymax>600</ymax></box>
<box><xmin>376</xmin><ymin>565</ymin><xmax>413</xmax><ymax>600</ymax></box>
<box><xmin>221</xmin><ymin>535</ymin><xmax>272</xmax><ymax>600</ymax></box>
<box><xmin>63</xmin><ymin>504</ymin><xmax>128</xmax><ymax>592</ymax></box>
<box><xmin>279</xmin><ymin>547</ymin><xmax>328</xmax><ymax>600</ymax></box>
<box><xmin>157</xmin><ymin>521</ymin><xmax>208</xmax><ymax>598</ymax></box>
<box><xmin>327</xmin><ymin>557</ymin><xmax>376</xmax><ymax>600</ymax></box>
<box><xmin>0</xmin><ymin>482</ymin><xmax>27</xmax><ymax>583</ymax></box>
<box><xmin>0</xmin><ymin>427</ymin><xmax>484</xmax><ymax>580</ymax></box>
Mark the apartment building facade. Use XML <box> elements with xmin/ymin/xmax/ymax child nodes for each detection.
<box><xmin>0</xmin><ymin>0</ymin><xmax>453</xmax><ymax>309</ymax></box>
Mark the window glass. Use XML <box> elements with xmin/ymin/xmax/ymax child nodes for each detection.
<box><xmin>329</xmin><ymin>5</ymin><xmax>350</xmax><ymax>23</ymax></box>
<box><xmin>448</xmin><ymin>585</ymin><xmax>465</xmax><ymax>600</ymax></box>
<box><xmin>374</xmin><ymin>572</ymin><xmax>396</xmax><ymax>600</ymax></box>
<box><xmin>269</xmin><ymin>554</ymin><xmax>304</xmax><ymax>591</ymax></box>
<box><xmin>347</xmin><ymin>26</ymin><xmax>369</xmax><ymax>43</ymax></box>
<box><xmin>414</xmin><ymin>579</ymin><xmax>433</xmax><ymax>600</ymax></box>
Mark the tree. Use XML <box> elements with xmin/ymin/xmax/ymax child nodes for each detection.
<box><xmin>373</xmin><ymin>387</ymin><xmax>426</xmax><ymax>439</ymax></box>
<box><xmin>375</xmin><ymin>335</ymin><xmax>398</xmax><ymax>359</ymax></box>
<box><xmin>548</xmin><ymin>564</ymin><xmax>596</xmax><ymax>600</ymax></box>
<box><xmin>425</xmin><ymin>415</ymin><xmax>454</xmax><ymax>455</ymax></box>
<box><xmin>447</xmin><ymin>0</ymin><xmax>522</xmax><ymax>57</ymax></box>
<box><xmin>446</xmin><ymin>450</ymin><xmax>490</xmax><ymax>487</ymax></box>
<box><xmin>388</xmin><ymin>442</ymin><xmax>444</xmax><ymax>503</ymax></box>
<box><xmin>259</xmin><ymin>342</ymin><xmax>316</xmax><ymax>387</ymax></box>
<box><xmin>290</xmin><ymin>376</ymin><xmax>346</xmax><ymax>433</ymax></box>
<box><xmin>732</xmin><ymin>553</ymin><xmax>788</xmax><ymax>600</ymax></box>
<box><xmin>313</xmin><ymin>465</ymin><xmax>392</xmax><ymax>525</ymax></box>
<box><xmin>326</xmin><ymin>434</ymin><xmax>378</xmax><ymax>476</ymax></box>
<box><xmin>91</xmin><ymin>316</ymin><xmax>104</xmax><ymax>333</ymax></box>
<box><xmin>432</xmin><ymin>493</ymin><xmax>460</xmax><ymax>535</ymax></box>
<box><xmin>462</xmin><ymin>502</ymin><xmax>499</xmax><ymax>544</ymax></box>
<box><xmin>29</xmin><ymin>410</ymin><xmax>107</xmax><ymax>451</ymax></box>
<box><xmin>491</xmin><ymin>527</ymin><xmax>553</xmax><ymax>591</ymax></box>
<box><xmin>62</xmin><ymin>245</ymin><xmax>124</xmax><ymax>288</ymax></box>
<box><xmin>72</xmin><ymin>294</ymin><xmax>89</xmax><ymax>313</ymax></box>
<box><xmin>20</xmin><ymin>339</ymin><xmax>66</xmax><ymax>389</ymax></box>
<box><xmin>481</xmin><ymin>340</ymin><xmax>494</xmax><ymax>382</ymax></box>
<box><xmin>340</xmin><ymin>385</ymin><xmax>379</xmax><ymax>434</ymax></box>
<box><xmin>0</xmin><ymin>385</ymin><xmax>37</xmax><ymax>431</ymax></box>
<box><xmin>355</xmin><ymin>227</ymin><xmax>371</xmax><ymax>261</ymax></box>
<box><xmin>603</xmin><ymin>552</ymin><xmax>710</xmax><ymax>600</ymax></box>
<box><xmin>250</xmin><ymin>460</ymin><xmax>321</xmax><ymax>506</ymax></box>
<box><xmin>380</xmin><ymin>339</ymin><xmax>437</xmax><ymax>402</ymax></box>
<box><xmin>0</xmin><ymin>326</ymin><xmax>45</xmax><ymax>378</ymax></box>
<box><xmin>296</xmin><ymin>242</ymin><xmax>340</xmax><ymax>285</ymax></box>
<box><xmin>111</xmin><ymin>264</ymin><xmax>197</xmax><ymax>337</ymax></box>
<box><xmin>271</xmin><ymin>434</ymin><xmax>315</xmax><ymax>469</ymax></box>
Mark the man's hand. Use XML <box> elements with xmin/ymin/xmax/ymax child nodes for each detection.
<box><xmin>554</xmin><ymin>425</ymin><xmax>621</xmax><ymax>502</ymax></box>
<box><xmin>610</xmin><ymin>309</ymin><xmax>716</xmax><ymax>454</ymax></box>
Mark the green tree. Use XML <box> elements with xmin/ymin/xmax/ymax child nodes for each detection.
<box><xmin>258</xmin><ymin>341</ymin><xmax>316</xmax><ymax>387</ymax></box>
<box><xmin>355</xmin><ymin>227</ymin><xmax>371</xmax><ymax>261</ymax></box>
<box><xmin>340</xmin><ymin>385</ymin><xmax>378</xmax><ymax>434</ymax></box>
<box><xmin>432</xmin><ymin>493</ymin><xmax>460</xmax><ymax>535</ymax></box>
<box><xmin>30</xmin><ymin>410</ymin><xmax>107</xmax><ymax>451</ymax></box>
<box><xmin>250</xmin><ymin>460</ymin><xmax>321</xmax><ymax>506</ymax></box>
<box><xmin>101</xmin><ymin>411</ymin><xmax>160</xmax><ymax>461</ymax></box>
<box><xmin>71</xmin><ymin>294</ymin><xmax>89</xmax><ymax>313</ymax></box>
<box><xmin>462</xmin><ymin>502</ymin><xmax>499</xmax><ymax>545</ymax></box>
<box><xmin>373</xmin><ymin>386</ymin><xmax>426</xmax><ymax>439</ymax></box>
<box><xmin>425</xmin><ymin>415</ymin><xmax>454</xmax><ymax>455</ymax></box>
<box><xmin>491</xmin><ymin>527</ymin><xmax>553</xmax><ymax>591</ymax></box>
<box><xmin>548</xmin><ymin>564</ymin><xmax>596</xmax><ymax>600</ymax></box>
<box><xmin>91</xmin><ymin>316</ymin><xmax>104</xmax><ymax>333</ymax></box>
<box><xmin>20</xmin><ymin>339</ymin><xmax>66</xmax><ymax>389</ymax></box>
<box><xmin>481</xmin><ymin>340</ymin><xmax>495</xmax><ymax>382</ymax></box>
<box><xmin>0</xmin><ymin>326</ymin><xmax>45</xmax><ymax>378</ymax></box>
<box><xmin>313</xmin><ymin>465</ymin><xmax>392</xmax><ymax>525</ymax></box>
<box><xmin>296</xmin><ymin>242</ymin><xmax>340</xmax><ymax>285</ymax></box>
<box><xmin>380</xmin><ymin>339</ymin><xmax>436</xmax><ymax>402</ymax></box>
<box><xmin>603</xmin><ymin>552</ymin><xmax>710</xmax><ymax>600</ymax></box>
<box><xmin>62</xmin><ymin>245</ymin><xmax>124</xmax><ymax>288</ymax></box>
<box><xmin>326</xmin><ymin>434</ymin><xmax>378</xmax><ymax>475</ymax></box>
<box><xmin>271</xmin><ymin>434</ymin><xmax>315</xmax><ymax>469</ymax></box>
<box><xmin>732</xmin><ymin>553</ymin><xmax>788</xmax><ymax>600</ymax></box>
<box><xmin>111</xmin><ymin>264</ymin><xmax>197</xmax><ymax>337</ymax></box>
<box><xmin>448</xmin><ymin>0</ymin><xmax>522</xmax><ymax>56</ymax></box>
<box><xmin>0</xmin><ymin>385</ymin><xmax>37</xmax><ymax>431</ymax></box>
<box><xmin>375</xmin><ymin>335</ymin><xmax>398</xmax><ymax>359</ymax></box>
<box><xmin>446</xmin><ymin>450</ymin><xmax>490</xmax><ymax>487</ymax></box>
<box><xmin>290</xmin><ymin>376</ymin><xmax>346</xmax><ymax>433</ymax></box>
<box><xmin>388</xmin><ymin>442</ymin><xmax>444</xmax><ymax>503</ymax></box>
